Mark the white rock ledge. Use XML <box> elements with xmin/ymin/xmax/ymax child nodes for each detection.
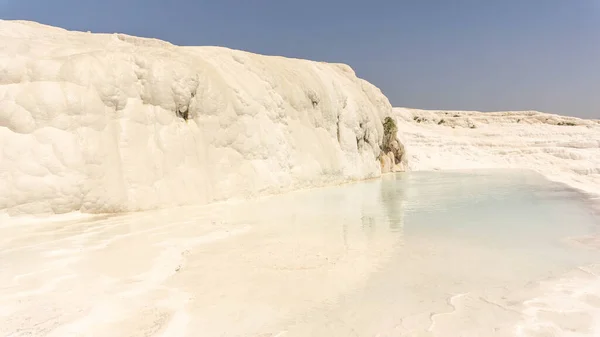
<box><xmin>393</xmin><ymin>108</ymin><xmax>600</xmax><ymax>197</ymax></box>
<box><xmin>0</xmin><ymin>20</ymin><xmax>395</xmax><ymax>216</ymax></box>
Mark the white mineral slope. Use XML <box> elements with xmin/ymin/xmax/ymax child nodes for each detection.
<box><xmin>392</xmin><ymin>108</ymin><xmax>600</xmax><ymax>336</ymax></box>
<box><xmin>0</xmin><ymin>20</ymin><xmax>393</xmax><ymax>216</ymax></box>
<box><xmin>393</xmin><ymin>107</ymin><xmax>600</xmax><ymax>198</ymax></box>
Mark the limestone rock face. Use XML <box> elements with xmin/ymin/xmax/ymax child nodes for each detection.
<box><xmin>393</xmin><ymin>107</ymin><xmax>600</xmax><ymax>196</ymax></box>
<box><xmin>379</xmin><ymin>154</ymin><xmax>393</xmax><ymax>174</ymax></box>
<box><xmin>0</xmin><ymin>20</ymin><xmax>396</xmax><ymax>215</ymax></box>
<box><xmin>388</xmin><ymin>139</ymin><xmax>406</xmax><ymax>166</ymax></box>
<box><xmin>394</xmin><ymin>162</ymin><xmax>406</xmax><ymax>172</ymax></box>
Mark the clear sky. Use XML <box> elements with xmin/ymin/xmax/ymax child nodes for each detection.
<box><xmin>2</xmin><ymin>0</ymin><xmax>599</xmax><ymax>118</ymax></box>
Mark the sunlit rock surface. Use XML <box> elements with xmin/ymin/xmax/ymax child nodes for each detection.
<box><xmin>393</xmin><ymin>108</ymin><xmax>600</xmax><ymax>197</ymax></box>
<box><xmin>0</xmin><ymin>20</ymin><xmax>395</xmax><ymax>216</ymax></box>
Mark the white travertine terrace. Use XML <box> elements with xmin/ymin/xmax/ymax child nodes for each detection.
<box><xmin>0</xmin><ymin>20</ymin><xmax>395</xmax><ymax>216</ymax></box>
<box><xmin>393</xmin><ymin>108</ymin><xmax>600</xmax><ymax>197</ymax></box>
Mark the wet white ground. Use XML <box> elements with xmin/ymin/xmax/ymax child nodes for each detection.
<box><xmin>1</xmin><ymin>170</ymin><xmax>600</xmax><ymax>337</ymax></box>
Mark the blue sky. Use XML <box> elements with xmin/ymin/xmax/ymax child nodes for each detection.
<box><xmin>2</xmin><ymin>0</ymin><xmax>599</xmax><ymax>118</ymax></box>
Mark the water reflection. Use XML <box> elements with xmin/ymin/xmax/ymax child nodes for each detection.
<box><xmin>3</xmin><ymin>170</ymin><xmax>600</xmax><ymax>337</ymax></box>
<box><xmin>380</xmin><ymin>173</ymin><xmax>407</xmax><ymax>232</ymax></box>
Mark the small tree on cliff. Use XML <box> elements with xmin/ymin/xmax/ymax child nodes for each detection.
<box><xmin>382</xmin><ymin>117</ymin><xmax>397</xmax><ymax>154</ymax></box>
<box><xmin>381</xmin><ymin>117</ymin><xmax>405</xmax><ymax>164</ymax></box>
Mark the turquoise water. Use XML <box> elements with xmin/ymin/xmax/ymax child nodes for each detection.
<box><xmin>398</xmin><ymin>170</ymin><xmax>599</xmax><ymax>266</ymax></box>
<box><xmin>1</xmin><ymin>169</ymin><xmax>599</xmax><ymax>336</ymax></box>
<box><xmin>258</xmin><ymin>170</ymin><xmax>600</xmax><ymax>336</ymax></box>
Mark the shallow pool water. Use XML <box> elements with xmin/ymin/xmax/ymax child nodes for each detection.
<box><xmin>1</xmin><ymin>170</ymin><xmax>599</xmax><ymax>336</ymax></box>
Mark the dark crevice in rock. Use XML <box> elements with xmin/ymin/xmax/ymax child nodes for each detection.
<box><xmin>336</xmin><ymin>114</ymin><xmax>341</xmax><ymax>143</ymax></box>
<box><xmin>356</xmin><ymin>121</ymin><xmax>371</xmax><ymax>150</ymax></box>
<box><xmin>307</xmin><ymin>90</ymin><xmax>320</xmax><ymax>108</ymax></box>
<box><xmin>177</xmin><ymin>92</ymin><xmax>196</xmax><ymax>121</ymax></box>
<box><xmin>177</xmin><ymin>104</ymin><xmax>190</xmax><ymax>120</ymax></box>
<box><xmin>177</xmin><ymin>109</ymin><xmax>190</xmax><ymax>120</ymax></box>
